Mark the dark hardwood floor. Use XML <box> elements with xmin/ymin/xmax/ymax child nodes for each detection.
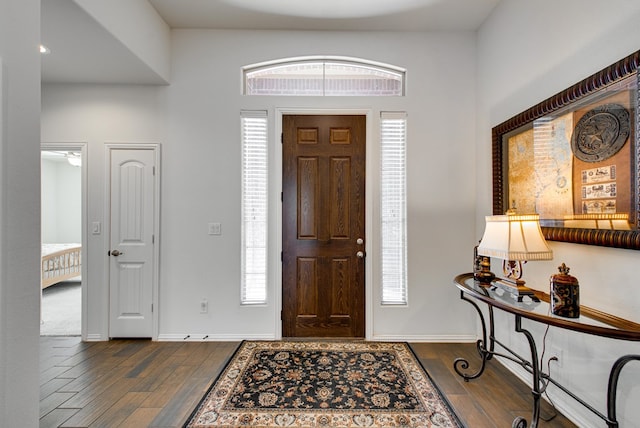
<box><xmin>40</xmin><ymin>337</ymin><xmax>577</xmax><ymax>427</ymax></box>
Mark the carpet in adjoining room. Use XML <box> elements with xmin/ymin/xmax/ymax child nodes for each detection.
<box><xmin>185</xmin><ymin>341</ymin><xmax>462</xmax><ymax>427</ymax></box>
<box><xmin>40</xmin><ymin>280</ymin><xmax>81</xmax><ymax>336</ymax></box>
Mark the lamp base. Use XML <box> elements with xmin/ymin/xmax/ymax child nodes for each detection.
<box><xmin>474</xmin><ymin>270</ymin><xmax>495</xmax><ymax>283</ymax></box>
<box><xmin>493</xmin><ymin>278</ymin><xmax>540</xmax><ymax>303</ymax></box>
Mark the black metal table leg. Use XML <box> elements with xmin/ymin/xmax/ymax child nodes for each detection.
<box><xmin>514</xmin><ymin>315</ymin><xmax>542</xmax><ymax>428</ymax></box>
<box><xmin>453</xmin><ymin>289</ymin><xmax>496</xmax><ymax>381</ymax></box>
<box><xmin>607</xmin><ymin>354</ymin><xmax>640</xmax><ymax>428</ymax></box>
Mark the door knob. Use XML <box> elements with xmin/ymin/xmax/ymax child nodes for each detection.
<box><xmin>109</xmin><ymin>250</ymin><xmax>123</xmax><ymax>257</ymax></box>
<box><xmin>356</xmin><ymin>238</ymin><xmax>364</xmax><ymax>245</ymax></box>
<box><xmin>356</xmin><ymin>251</ymin><xmax>365</xmax><ymax>258</ymax></box>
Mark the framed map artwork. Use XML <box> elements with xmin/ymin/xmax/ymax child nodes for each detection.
<box><xmin>492</xmin><ymin>50</ymin><xmax>640</xmax><ymax>250</ymax></box>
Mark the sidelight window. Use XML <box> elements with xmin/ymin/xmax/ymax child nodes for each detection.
<box><xmin>380</xmin><ymin>112</ymin><xmax>408</xmax><ymax>305</ymax></box>
<box><xmin>241</xmin><ymin>111</ymin><xmax>268</xmax><ymax>304</ymax></box>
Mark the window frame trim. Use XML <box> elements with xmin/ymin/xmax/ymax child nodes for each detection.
<box><xmin>240</xmin><ymin>110</ymin><xmax>269</xmax><ymax>306</ymax></box>
<box><xmin>379</xmin><ymin>111</ymin><xmax>408</xmax><ymax>306</ymax></box>
<box><xmin>242</xmin><ymin>56</ymin><xmax>406</xmax><ymax>96</ymax></box>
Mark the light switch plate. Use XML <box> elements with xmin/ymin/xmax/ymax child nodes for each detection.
<box><xmin>92</xmin><ymin>221</ymin><xmax>101</xmax><ymax>235</ymax></box>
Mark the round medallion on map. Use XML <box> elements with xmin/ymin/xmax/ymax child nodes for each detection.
<box><xmin>571</xmin><ymin>103</ymin><xmax>630</xmax><ymax>162</ymax></box>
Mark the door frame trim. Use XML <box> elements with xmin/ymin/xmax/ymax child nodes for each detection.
<box><xmin>104</xmin><ymin>143</ymin><xmax>161</xmax><ymax>340</ymax></box>
<box><xmin>41</xmin><ymin>142</ymin><xmax>88</xmax><ymax>339</ymax></box>
<box><xmin>274</xmin><ymin>109</ymin><xmax>374</xmax><ymax>339</ymax></box>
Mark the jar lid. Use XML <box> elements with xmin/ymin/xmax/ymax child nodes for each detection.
<box><xmin>551</xmin><ymin>263</ymin><xmax>578</xmax><ymax>285</ymax></box>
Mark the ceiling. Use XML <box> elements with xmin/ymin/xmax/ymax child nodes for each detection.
<box><xmin>148</xmin><ymin>0</ymin><xmax>500</xmax><ymax>31</ymax></box>
<box><xmin>40</xmin><ymin>0</ymin><xmax>500</xmax><ymax>84</ymax></box>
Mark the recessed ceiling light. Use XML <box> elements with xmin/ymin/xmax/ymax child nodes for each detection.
<box><xmin>40</xmin><ymin>44</ymin><xmax>51</xmax><ymax>54</ymax></box>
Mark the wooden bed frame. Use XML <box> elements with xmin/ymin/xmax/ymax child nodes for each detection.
<box><xmin>41</xmin><ymin>244</ymin><xmax>81</xmax><ymax>289</ymax></box>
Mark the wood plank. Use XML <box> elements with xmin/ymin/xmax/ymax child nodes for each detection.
<box><xmin>39</xmin><ymin>408</ymin><xmax>80</xmax><ymax>428</ymax></box>
<box><xmin>59</xmin><ymin>364</ymin><xmax>132</xmax><ymax>408</ymax></box>
<box><xmin>40</xmin><ymin>355</ymin><xmax>73</xmax><ymax>372</ymax></box>
<box><xmin>148</xmin><ymin>376</ymin><xmax>212</xmax><ymax>427</ymax></box>
<box><xmin>40</xmin><ymin>365</ymin><xmax>75</xmax><ymax>386</ymax></box>
<box><xmin>40</xmin><ymin>392</ymin><xmax>77</xmax><ymax>418</ymax></box>
<box><xmin>60</xmin><ymin>378</ymin><xmax>139</xmax><ymax>427</ymax></box>
<box><xmin>446</xmin><ymin>394</ymin><xmax>497</xmax><ymax>428</ymax></box>
<box><xmin>118</xmin><ymin>407</ymin><xmax>162</xmax><ymax>428</ymax></box>
<box><xmin>138</xmin><ymin>364</ymin><xmax>198</xmax><ymax>408</ymax></box>
<box><xmin>190</xmin><ymin>342</ymin><xmax>238</xmax><ymax>379</ymax></box>
<box><xmin>41</xmin><ymin>377</ymin><xmax>74</xmax><ymax>401</ymax></box>
<box><xmin>87</xmin><ymin>391</ymin><xmax>150</xmax><ymax>428</ymax></box>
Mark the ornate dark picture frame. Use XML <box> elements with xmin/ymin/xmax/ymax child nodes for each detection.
<box><xmin>492</xmin><ymin>50</ymin><xmax>640</xmax><ymax>249</ymax></box>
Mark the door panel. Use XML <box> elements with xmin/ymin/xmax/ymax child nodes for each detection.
<box><xmin>109</xmin><ymin>148</ymin><xmax>156</xmax><ymax>338</ymax></box>
<box><xmin>282</xmin><ymin>115</ymin><xmax>365</xmax><ymax>337</ymax></box>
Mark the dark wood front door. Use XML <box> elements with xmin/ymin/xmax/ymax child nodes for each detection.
<box><xmin>282</xmin><ymin>115</ymin><xmax>366</xmax><ymax>338</ymax></box>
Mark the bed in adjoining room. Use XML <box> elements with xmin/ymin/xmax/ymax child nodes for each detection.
<box><xmin>41</xmin><ymin>243</ymin><xmax>81</xmax><ymax>289</ymax></box>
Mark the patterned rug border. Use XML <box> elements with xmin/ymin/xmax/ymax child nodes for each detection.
<box><xmin>404</xmin><ymin>344</ymin><xmax>463</xmax><ymax>427</ymax></box>
<box><xmin>184</xmin><ymin>341</ymin><xmax>463</xmax><ymax>428</ymax></box>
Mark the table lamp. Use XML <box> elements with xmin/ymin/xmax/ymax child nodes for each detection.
<box><xmin>476</xmin><ymin>211</ymin><xmax>553</xmax><ymax>300</ymax></box>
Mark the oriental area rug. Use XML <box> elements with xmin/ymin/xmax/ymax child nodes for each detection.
<box><xmin>184</xmin><ymin>341</ymin><xmax>462</xmax><ymax>428</ymax></box>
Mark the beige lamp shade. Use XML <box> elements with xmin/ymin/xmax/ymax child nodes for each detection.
<box><xmin>477</xmin><ymin>214</ymin><xmax>553</xmax><ymax>261</ymax></box>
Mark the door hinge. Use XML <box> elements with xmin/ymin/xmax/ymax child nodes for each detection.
<box><xmin>281</xmin><ymin>251</ymin><xmax>283</xmax><ymax>262</ymax></box>
<box><xmin>280</xmin><ymin>310</ymin><xmax>283</xmax><ymax>320</ymax></box>
<box><xmin>151</xmin><ymin>303</ymin><xmax>154</xmax><ymax>313</ymax></box>
<box><xmin>152</xmin><ymin>234</ymin><xmax>155</xmax><ymax>244</ymax></box>
<box><xmin>152</xmin><ymin>166</ymin><xmax>156</xmax><ymax>176</ymax></box>
<box><xmin>281</xmin><ymin>191</ymin><xmax>283</xmax><ymax>202</ymax></box>
<box><xmin>281</xmin><ymin>133</ymin><xmax>283</xmax><ymax>144</ymax></box>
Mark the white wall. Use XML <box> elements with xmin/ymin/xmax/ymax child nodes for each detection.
<box><xmin>0</xmin><ymin>0</ymin><xmax>41</xmax><ymax>425</ymax></box>
<box><xmin>41</xmin><ymin>158</ymin><xmax>81</xmax><ymax>243</ymax></box>
<box><xmin>477</xmin><ymin>1</ymin><xmax>640</xmax><ymax>426</ymax></box>
<box><xmin>75</xmin><ymin>0</ymin><xmax>171</xmax><ymax>83</ymax></box>
<box><xmin>41</xmin><ymin>159</ymin><xmax>58</xmax><ymax>243</ymax></box>
<box><xmin>42</xmin><ymin>29</ymin><xmax>480</xmax><ymax>342</ymax></box>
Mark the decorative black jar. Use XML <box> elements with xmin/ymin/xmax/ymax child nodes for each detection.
<box><xmin>550</xmin><ymin>263</ymin><xmax>580</xmax><ymax>318</ymax></box>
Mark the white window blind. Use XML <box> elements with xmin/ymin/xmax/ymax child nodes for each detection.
<box><xmin>380</xmin><ymin>112</ymin><xmax>408</xmax><ymax>305</ymax></box>
<box><xmin>241</xmin><ymin>111</ymin><xmax>268</xmax><ymax>304</ymax></box>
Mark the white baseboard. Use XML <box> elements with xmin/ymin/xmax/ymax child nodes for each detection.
<box><xmin>156</xmin><ymin>333</ymin><xmax>276</xmax><ymax>342</ymax></box>
<box><xmin>84</xmin><ymin>333</ymin><xmax>103</xmax><ymax>341</ymax></box>
<box><xmin>370</xmin><ymin>334</ymin><xmax>478</xmax><ymax>343</ymax></box>
<box><xmin>156</xmin><ymin>334</ymin><xmax>477</xmax><ymax>343</ymax></box>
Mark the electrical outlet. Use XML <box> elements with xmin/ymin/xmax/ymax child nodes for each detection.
<box><xmin>200</xmin><ymin>299</ymin><xmax>208</xmax><ymax>314</ymax></box>
<box><xmin>208</xmin><ymin>222</ymin><xmax>222</xmax><ymax>235</ymax></box>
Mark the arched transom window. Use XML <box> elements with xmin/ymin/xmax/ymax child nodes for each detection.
<box><xmin>243</xmin><ymin>56</ymin><xmax>405</xmax><ymax>96</ymax></box>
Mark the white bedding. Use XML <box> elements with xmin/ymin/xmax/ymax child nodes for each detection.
<box><xmin>42</xmin><ymin>243</ymin><xmax>81</xmax><ymax>256</ymax></box>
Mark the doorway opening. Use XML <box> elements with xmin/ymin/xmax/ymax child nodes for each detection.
<box><xmin>40</xmin><ymin>146</ymin><xmax>86</xmax><ymax>336</ymax></box>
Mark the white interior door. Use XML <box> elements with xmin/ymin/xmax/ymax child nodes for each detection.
<box><xmin>108</xmin><ymin>146</ymin><xmax>158</xmax><ymax>338</ymax></box>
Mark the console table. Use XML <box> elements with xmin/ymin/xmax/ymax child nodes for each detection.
<box><xmin>453</xmin><ymin>273</ymin><xmax>640</xmax><ymax>428</ymax></box>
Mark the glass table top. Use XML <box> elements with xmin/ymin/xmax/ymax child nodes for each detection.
<box><xmin>454</xmin><ymin>273</ymin><xmax>640</xmax><ymax>341</ymax></box>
